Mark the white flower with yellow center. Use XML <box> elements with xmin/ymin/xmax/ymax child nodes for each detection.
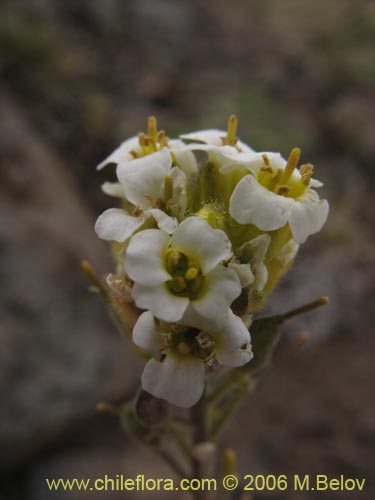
<box><xmin>95</xmin><ymin>148</ymin><xmax>187</xmax><ymax>242</ymax></box>
<box><xmin>124</xmin><ymin>217</ymin><xmax>241</xmax><ymax>323</ymax></box>
<box><xmin>133</xmin><ymin>310</ymin><xmax>252</xmax><ymax>407</ymax></box>
<box><xmin>228</xmin><ymin>148</ymin><xmax>329</xmax><ymax>244</ymax></box>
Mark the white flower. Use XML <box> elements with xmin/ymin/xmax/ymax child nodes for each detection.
<box><xmin>132</xmin><ymin>310</ymin><xmax>252</xmax><ymax>407</ymax></box>
<box><xmin>95</xmin><ymin>148</ymin><xmax>187</xmax><ymax>242</ymax></box>
<box><xmin>228</xmin><ymin>148</ymin><xmax>329</xmax><ymax>243</ymax></box>
<box><xmin>124</xmin><ymin>217</ymin><xmax>241</xmax><ymax>323</ymax></box>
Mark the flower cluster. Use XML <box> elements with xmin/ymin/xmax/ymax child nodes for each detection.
<box><xmin>95</xmin><ymin>116</ymin><xmax>329</xmax><ymax>407</ymax></box>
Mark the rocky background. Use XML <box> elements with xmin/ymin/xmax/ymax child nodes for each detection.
<box><xmin>0</xmin><ymin>0</ymin><xmax>373</xmax><ymax>499</ymax></box>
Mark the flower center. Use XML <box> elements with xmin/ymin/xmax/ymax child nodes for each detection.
<box><xmin>163</xmin><ymin>325</ymin><xmax>215</xmax><ymax>361</ymax></box>
<box><xmin>257</xmin><ymin>148</ymin><xmax>313</xmax><ymax>199</ymax></box>
<box><xmin>165</xmin><ymin>250</ymin><xmax>204</xmax><ymax>299</ymax></box>
<box><xmin>130</xmin><ymin>116</ymin><xmax>169</xmax><ymax>158</ymax></box>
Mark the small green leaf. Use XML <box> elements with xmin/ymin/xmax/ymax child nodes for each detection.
<box><xmin>239</xmin><ymin>315</ymin><xmax>284</xmax><ymax>376</ymax></box>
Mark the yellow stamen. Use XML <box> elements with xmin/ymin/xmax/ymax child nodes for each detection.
<box><xmin>268</xmin><ymin>168</ymin><xmax>283</xmax><ymax>191</ymax></box>
<box><xmin>262</xmin><ymin>153</ymin><xmax>270</xmax><ymax>166</ymax></box>
<box><xmin>147</xmin><ymin>116</ymin><xmax>158</xmax><ymax>139</ymax></box>
<box><xmin>157</xmin><ymin>130</ymin><xmax>168</xmax><ymax>147</ymax></box>
<box><xmin>260</xmin><ymin>165</ymin><xmax>273</xmax><ymax>174</ymax></box>
<box><xmin>169</xmin><ymin>277</ymin><xmax>186</xmax><ymax>293</ymax></box>
<box><xmin>226</xmin><ymin>114</ymin><xmax>238</xmax><ymax>146</ymax></box>
<box><xmin>138</xmin><ymin>132</ymin><xmax>146</xmax><ymax>147</ymax></box>
<box><xmin>301</xmin><ymin>174</ymin><xmax>312</xmax><ymax>186</ymax></box>
<box><xmin>300</xmin><ymin>163</ymin><xmax>314</xmax><ymax>176</ymax></box>
<box><xmin>166</xmin><ymin>250</ymin><xmax>182</xmax><ymax>271</ymax></box>
<box><xmin>281</xmin><ymin>147</ymin><xmax>301</xmax><ymax>184</ymax></box>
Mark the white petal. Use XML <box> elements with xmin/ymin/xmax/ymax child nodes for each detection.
<box><xmin>141</xmin><ymin>355</ymin><xmax>205</xmax><ymax>408</ymax></box>
<box><xmin>170</xmin><ymin>167</ymin><xmax>187</xmax><ymax>215</ymax></box>
<box><xmin>97</xmin><ymin>136</ymin><xmax>140</xmax><ymax>170</ymax></box>
<box><xmin>215</xmin><ymin>313</ymin><xmax>253</xmax><ymax>367</ymax></box>
<box><xmin>230</xmin><ymin>175</ymin><xmax>294</xmax><ymax>230</ymax></box>
<box><xmin>180</xmin><ymin>129</ymin><xmax>227</xmax><ymax>146</ymax></box>
<box><xmin>179</xmin><ymin>305</ymin><xmax>220</xmax><ymax>332</ymax></box>
<box><xmin>101</xmin><ymin>181</ymin><xmax>125</xmax><ymax>198</ymax></box>
<box><xmin>117</xmin><ymin>148</ymin><xmax>172</xmax><ymax>181</ymax></box>
<box><xmin>289</xmin><ymin>190</ymin><xmax>329</xmax><ymax>243</ymax></box>
<box><xmin>121</xmin><ymin>164</ymin><xmax>168</xmax><ymax>209</ymax></box>
<box><xmin>171</xmin><ymin>217</ymin><xmax>233</xmax><ymax>273</ymax></box>
<box><xmin>310</xmin><ymin>178</ymin><xmax>324</xmax><ymax>188</ymax></box>
<box><xmin>172</xmin><ymin>148</ymin><xmax>198</xmax><ymax>177</ymax></box>
<box><xmin>253</xmin><ymin>261</ymin><xmax>268</xmax><ymax>291</ymax></box>
<box><xmin>125</xmin><ymin>229</ymin><xmax>170</xmax><ymax>285</ymax></box>
<box><xmin>132</xmin><ymin>283</ymin><xmax>189</xmax><ymax>322</ymax></box>
<box><xmin>237</xmin><ymin>234</ymin><xmax>271</xmax><ymax>262</ymax></box>
<box><xmin>148</xmin><ymin>208</ymin><xmax>178</xmax><ymax>234</ymax></box>
<box><xmin>220</xmin><ymin>152</ymin><xmax>282</xmax><ymax>175</ymax></box>
<box><xmin>132</xmin><ymin>311</ymin><xmax>161</xmax><ymax>353</ymax></box>
<box><xmin>192</xmin><ymin>266</ymin><xmax>241</xmax><ymax>320</ymax></box>
<box><xmin>228</xmin><ymin>263</ymin><xmax>254</xmax><ymax>288</ymax></box>
<box><xmin>95</xmin><ymin>208</ymin><xmax>145</xmax><ymax>242</ymax></box>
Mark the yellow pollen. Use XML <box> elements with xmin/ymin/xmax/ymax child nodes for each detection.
<box><xmin>262</xmin><ymin>153</ymin><xmax>270</xmax><ymax>166</ymax></box>
<box><xmin>185</xmin><ymin>267</ymin><xmax>198</xmax><ymax>280</ymax></box>
<box><xmin>281</xmin><ymin>147</ymin><xmax>301</xmax><ymax>183</ymax></box>
<box><xmin>178</xmin><ymin>342</ymin><xmax>190</xmax><ymax>355</ymax></box>
<box><xmin>147</xmin><ymin>116</ymin><xmax>158</xmax><ymax>139</ymax></box>
<box><xmin>300</xmin><ymin>163</ymin><xmax>314</xmax><ymax>176</ymax></box>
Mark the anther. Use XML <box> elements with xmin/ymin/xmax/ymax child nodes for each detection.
<box><xmin>166</xmin><ymin>251</ymin><xmax>182</xmax><ymax>271</ymax></box>
<box><xmin>185</xmin><ymin>267</ymin><xmax>198</xmax><ymax>280</ymax></box>
<box><xmin>169</xmin><ymin>277</ymin><xmax>186</xmax><ymax>293</ymax></box>
<box><xmin>262</xmin><ymin>153</ymin><xmax>270</xmax><ymax>166</ymax></box>
<box><xmin>138</xmin><ymin>132</ymin><xmax>146</xmax><ymax>147</ymax></box>
<box><xmin>261</xmin><ymin>165</ymin><xmax>273</xmax><ymax>174</ymax></box>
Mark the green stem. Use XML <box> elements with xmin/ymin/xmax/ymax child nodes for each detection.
<box><xmin>206</xmin><ymin>371</ymin><xmax>242</xmax><ymax>405</ymax></box>
<box><xmin>282</xmin><ymin>296</ymin><xmax>329</xmax><ymax>320</ymax></box>
<box><xmin>209</xmin><ymin>386</ymin><xmax>248</xmax><ymax>441</ymax></box>
<box><xmin>168</xmin><ymin>425</ymin><xmax>193</xmax><ymax>461</ymax></box>
<box><xmin>155</xmin><ymin>445</ymin><xmax>190</xmax><ymax>479</ymax></box>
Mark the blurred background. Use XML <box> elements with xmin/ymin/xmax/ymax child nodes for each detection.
<box><xmin>0</xmin><ymin>0</ymin><xmax>374</xmax><ymax>499</ymax></box>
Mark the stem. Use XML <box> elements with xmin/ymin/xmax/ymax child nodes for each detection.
<box><xmin>168</xmin><ymin>425</ymin><xmax>193</xmax><ymax>461</ymax></box>
<box><xmin>282</xmin><ymin>296</ymin><xmax>329</xmax><ymax>320</ymax></box>
<box><xmin>209</xmin><ymin>386</ymin><xmax>248</xmax><ymax>441</ymax></box>
<box><xmin>206</xmin><ymin>374</ymin><xmax>235</xmax><ymax>405</ymax></box>
<box><xmin>155</xmin><ymin>445</ymin><xmax>190</xmax><ymax>479</ymax></box>
<box><xmin>191</xmin><ymin>394</ymin><xmax>211</xmax><ymax>500</ymax></box>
